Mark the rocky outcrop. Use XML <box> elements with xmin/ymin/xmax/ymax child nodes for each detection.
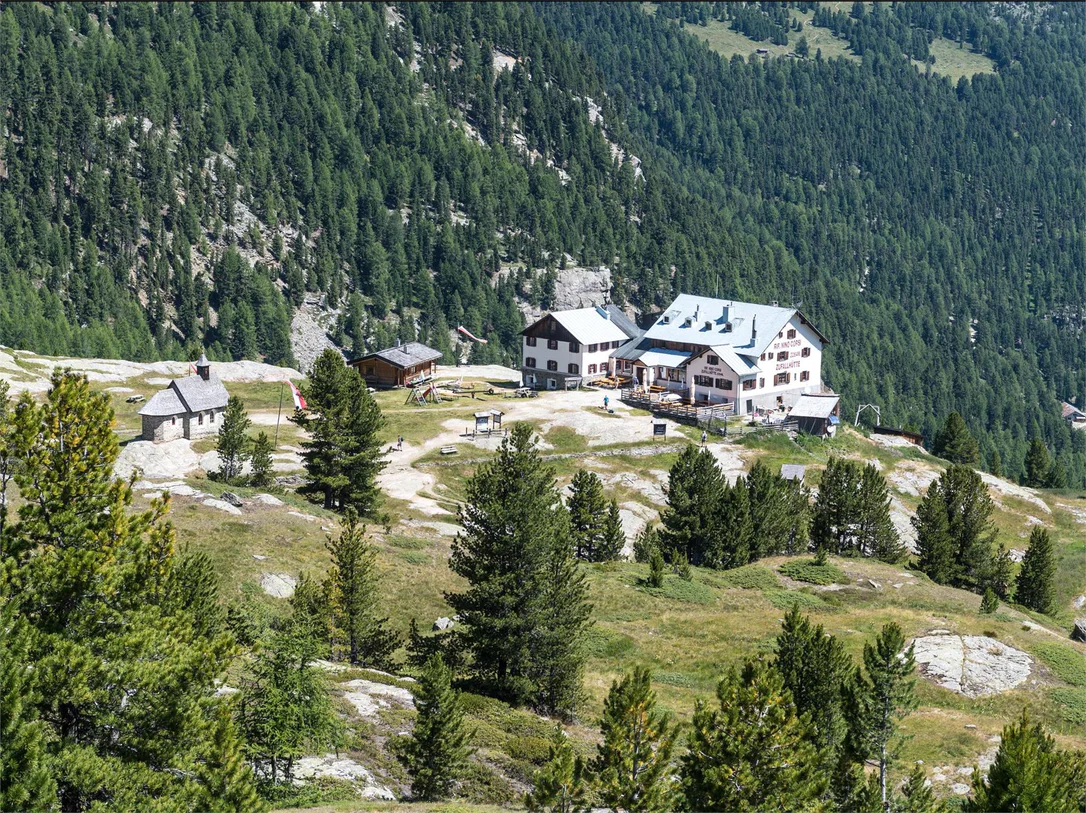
<box><xmin>1072</xmin><ymin>618</ymin><xmax>1086</xmax><ymax>643</ymax></box>
<box><xmin>912</xmin><ymin>634</ymin><xmax>1032</xmax><ymax>697</ymax></box>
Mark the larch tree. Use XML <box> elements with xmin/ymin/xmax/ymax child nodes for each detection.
<box><xmin>1014</xmin><ymin>526</ymin><xmax>1057</xmax><ymax>615</ymax></box>
<box><xmin>325</xmin><ymin>508</ymin><xmax>400</xmax><ymax>667</ymax></box>
<box><xmin>843</xmin><ymin>622</ymin><xmax>917</xmax><ymax>811</ymax></box>
<box><xmin>399</xmin><ymin>654</ymin><xmax>473</xmax><ymax>802</ymax></box>
<box><xmin>593</xmin><ymin>668</ymin><xmax>678</xmax><ymax>813</ymax></box>
<box><xmin>681</xmin><ymin>660</ymin><xmax>829</xmax><ymax>811</ymax></box>
<box><xmin>216</xmin><ymin>394</ymin><xmax>252</xmax><ymax>483</ymax></box>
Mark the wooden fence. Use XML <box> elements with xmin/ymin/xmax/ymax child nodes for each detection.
<box><xmin>619</xmin><ymin>389</ymin><xmax>734</xmax><ymax>426</ymax></box>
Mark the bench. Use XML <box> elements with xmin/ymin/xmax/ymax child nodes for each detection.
<box><xmin>440</xmin><ymin>446</ymin><xmax>458</xmax><ymax>455</ymax></box>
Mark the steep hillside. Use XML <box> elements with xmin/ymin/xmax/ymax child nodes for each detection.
<box><xmin>0</xmin><ymin>1</ymin><xmax>1083</xmax><ymax>484</ymax></box>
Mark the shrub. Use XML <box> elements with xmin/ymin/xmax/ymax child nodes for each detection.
<box><xmin>768</xmin><ymin>590</ymin><xmax>826</xmax><ymax>611</ymax></box>
<box><xmin>779</xmin><ymin>559</ymin><xmax>846</xmax><ymax>586</ymax></box>
<box><xmin>1051</xmin><ymin>688</ymin><xmax>1086</xmax><ymax>727</ymax></box>
<box><xmin>715</xmin><ymin>564</ymin><xmax>780</xmax><ymax>590</ymax></box>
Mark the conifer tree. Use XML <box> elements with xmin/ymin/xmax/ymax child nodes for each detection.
<box><xmin>593</xmin><ymin>668</ymin><xmax>677</xmax><ymax>813</ymax></box>
<box><xmin>988</xmin><ymin>448</ymin><xmax>1003</xmax><ymax>479</ymax></box>
<box><xmin>933</xmin><ymin>412</ymin><xmax>980</xmax><ymax>466</ymax></box>
<box><xmin>448</xmin><ymin>424</ymin><xmax>590</xmax><ymax>714</ymax></box>
<box><xmin>660</xmin><ymin>445</ymin><xmax>724</xmax><ymax>567</ymax></box>
<box><xmin>400</xmin><ymin>654</ymin><xmax>473</xmax><ymax>802</ymax></box>
<box><xmin>813</xmin><ymin>458</ymin><xmax>899</xmax><ymax>560</ymax></box>
<box><xmin>567</xmin><ymin>470</ymin><xmax>615</xmax><ymax>562</ymax></box>
<box><xmin>291</xmin><ymin>349</ymin><xmax>386</xmax><ymax>513</ymax></box>
<box><xmin>325</xmin><ymin>508</ymin><xmax>400</xmax><ymax>667</ymax></box>
<box><xmin>979</xmin><ymin>587</ymin><xmax>999</xmax><ymax>614</ymax></box>
<box><xmin>526</xmin><ymin>727</ymin><xmax>593</xmax><ymax>813</ymax></box>
<box><xmin>718</xmin><ymin>476</ymin><xmax>754</xmax><ymax>569</ymax></box>
<box><xmin>1015</xmin><ymin>526</ymin><xmax>1057</xmax><ymax>615</ymax></box>
<box><xmin>896</xmin><ymin>765</ymin><xmax>946</xmax><ymax>813</ymax></box>
<box><xmin>774</xmin><ymin>607</ymin><xmax>851</xmax><ymax>758</ymax></box>
<box><xmin>599</xmin><ymin>500</ymin><xmax>626</xmax><ymax>562</ymax></box>
<box><xmin>746</xmin><ymin>460</ymin><xmax>795</xmax><ymax>559</ymax></box>
<box><xmin>647</xmin><ymin>546</ymin><xmax>666</xmax><ymax>588</ymax></box>
<box><xmin>216</xmin><ymin>394</ymin><xmax>252</xmax><ymax>483</ymax></box>
<box><xmin>1023</xmin><ymin>437</ymin><xmax>1051</xmax><ymax>487</ymax></box>
<box><xmin>844</xmin><ymin>622</ymin><xmax>917</xmax><ymax>810</ymax></box>
<box><xmin>858</xmin><ymin>464</ymin><xmax>904</xmax><ymax>562</ymax></box>
<box><xmin>249</xmin><ymin>431</ymin><xmax>274</xmax><ymax>486</ymax></box>
<box><xmin>681</xmin><ymin>660</ymin><xmax>829</xmax><ymax>811</ymax></box>
<box><xmin>4</xmin><ymin>372</ymin><xmax>258</xmax><ymax>808</ymax></box>
<box><xmin>964</xmin><ymin>713</ymin><xmax>1086</xmax><ymax>813</ymax></box>
<box><xmin>912</xmin><ymin>482</ymin><xmax>955</xmax><ymax>584</ymax></box>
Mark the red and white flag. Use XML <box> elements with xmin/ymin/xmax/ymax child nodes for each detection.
<box><xmin>288</xmin><ymin>380</ymin><xmax>307</xmax><ymax>410</ymax></box>
<box><xmin>190</xmin><ymin>362</ymin><xmax>198</xmax><ymax>375</ymax></box>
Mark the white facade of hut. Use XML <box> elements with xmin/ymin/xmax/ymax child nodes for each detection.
<box><xmin>139</xmin><ymin>354</ymin><xmax>230</xmax><ymax>442</ymax></box>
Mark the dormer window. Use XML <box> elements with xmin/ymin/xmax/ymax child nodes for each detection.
<box><xmin>704</xmin><ymin>321</ymin><xmax>713</xmax><ymax>330</ymax></box>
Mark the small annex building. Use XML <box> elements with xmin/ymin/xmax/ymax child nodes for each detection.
<box><xmin>520</xmin><ymin>305</ymin><xmax>641</xmax><ymax>390</ymax></box>
<box><xmin>139</xmin><ymin>354</ymin><xmax>229</xmax><ymax>442</ymax></box>
<box><xmin>349</xmin><ymin>341</ymin><xmax>443</xmax><ymax>388</ymax></box>
<box><xmin>788</xmin><ymin>393</ymin><xmax>841</xmax><ymax>438</ymax></box>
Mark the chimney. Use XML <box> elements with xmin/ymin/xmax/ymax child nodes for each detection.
<box><xmin>395</xmin><ymin>338</ymin><xmax>402</xmax><ymax>347</ymax></box>
<box><xmin>196</xmin><ymin>352</ymin><xmax>211</xmax><ymax>381</ymax></box>
<box><xmin>596</xmin><ymin>305</ymin><xmax>610</xmax><ymax>320</ymax></box>
<box><xmin>722</xmin><ymin>302</ymin><xmax>730</xmax><ymax>324</ymax></box>
<box><xmin>751</xmin><ymin>315</ymin><xmax>757</xmax><ymax>342</ymax></box>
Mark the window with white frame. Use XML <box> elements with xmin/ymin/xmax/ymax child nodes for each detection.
<box><xmin>588</xmin><ymin>344</ymin><xmax>598</xmax><ymax>353</ymax></box>
<box><xmin>774</xmin><ymin>372</ymin><xmax>791</xmax><ymax>386</ymax></box>
<box><xmin>801</xmin><ymin>347</ymin><xmax>811</xmax><ymax>358</ymax></box>
<box><xmin>569</xmin><ymin>341</ymin><xmax>580</xmax><ymax>353</ymax></box>
<box><xmin>800</xmin><ymin>370</ymin><xmax>810</xmax><ymax>382</ymax></box>
<box><xmin>706</xmin><ymin>354</ymin><xmax>719</xmax><ymax>366</ymax></box>
<box><xmin>693</xmin><ymin>375</ymin><xmax>714</xmax><ymax>387</ymax></box>
<box><xmin>787</xmin><ymin>329</ymin><xmax>796</xmax><ymax>339</ymax></box>
<box><xmin>588</xmin><ymin>364</ymin><xmax>597</xmax><ymax>374</ymax></box>
<box><xmin>742</xmin><ymin>379</ymin><xmax>756</xmax><ymax>391</ymax></box>
<box><xmin>568</xmin><ymin>363</ymin><xmax>579</xmax><ymax>374</ymax></box>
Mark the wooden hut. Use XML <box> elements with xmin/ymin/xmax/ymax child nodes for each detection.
<box><xmin>788</xmin><ymin>394</ymin><xmax>840</xmax><ymax>438</ymax></box>
<box><xmin>349</xmin><ymin>341</ymin><xmax>443</xmax><ymax>388</ymax></box>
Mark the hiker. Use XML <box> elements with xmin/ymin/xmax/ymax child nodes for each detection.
<box><xmin>397</xmin><ymin>435</ymin><xmax>404</xmax><ymax>451</ymax></box>
<box><xmin>603</xmin><ymin>395</ymin><xmax>610</xmax><ymax>411</ymax></box>
<box><xmin>701</xmin><ymin>429</ymin><xmax>707</xmax><ymax>445</ymax></box>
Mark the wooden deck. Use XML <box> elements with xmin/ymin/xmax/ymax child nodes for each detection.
<box><xmin>619</xmin><ymin>389</ymin><xmax>734</xmax><ymax>426</ymax></box>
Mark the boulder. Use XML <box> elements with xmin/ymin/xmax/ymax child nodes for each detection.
<box><xmin>1072</xmin><ymin>618</ymin><xmax>1086</xmax><ymax>643</ymax></box>
<box><xmin>220</xmin><ymin>491</ymin><xmax>244</xmax><ymax>507</ymax></box>
<box><xmin>260</xmin><ymin>573</ymin><xmax>297</xmax><ymax>599</ymax></box>
<box><xmin>912</xmin><ymin>634</ymin><xmax>1032</xmax><ymax>697</ymax></box>
<box><xmin>433</xmin><ymin>616</ymin><xmax>455</xmax><ymax>631</ymax></box>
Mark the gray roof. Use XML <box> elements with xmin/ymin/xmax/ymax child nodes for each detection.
<box><xmin>789</xmin><ymin>394</ymin><xmax>840</xmax><ymax>420</ymax></box>
<box><xmin>547</xmin><ymin>308</ymin><xmax>630</xmax><ymax>344</ymax></box>
<box><xmin>780</xmin><ymin>464</ymin><xmax>807</xmax><ymax>482</ymax></box>
<box><xmin>604</xmin><ymin>305</ymin><xmax>642</xmax><ymax>339</ymax></box>
<box><xmin>359</xmin><ymin>341</ymin><xmax>443</xmax><ymax>369</ymax></box>
<box><xmin>139</xmin><ymin>387</ymin><xmax>186</xmax><ymax>417</ymax></box>
<box><xmin>171</xmin><ymin>373</ymin><xmax>230</xmax><ymax>413</ymax></box>
<box><xmin>612</xmin><ymin>336</ymin><xmax>651</xmax><ymax>361</ymax></box>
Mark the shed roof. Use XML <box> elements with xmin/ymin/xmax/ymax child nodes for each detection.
<box><xmin>1062</xmin><ymin>401</ymin><xmax>1085</xmax><ymax>419</ymax></box>
<box><xmin>789</xmin><ymin>394</ymin><xmax>840</xmax><ymax>420</ymax></box>
<box><xmin>171</xmin><ymin>373</ymin><xmax>230</xmax><ymax>413</ymax></box>
<box><xmin>637</xmin><ymin>348</ymin><xmax>692</xmax><ymax>369</ymax></box>
<box><xmin>139</xmin><ymin>387</ymin><xmax>186</xmax><ymax>417</ymax></box>
<box><xmin>356</xmin><ymin>341</ymin><xmax>443</xmax><ymax>370</ymax></box>
<box><xmin>780</xmin><ymin>464</ymin><xmax>807</xmax><ymax>482</ymax></box>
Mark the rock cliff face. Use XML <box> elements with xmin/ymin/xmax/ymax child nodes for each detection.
<box><xmin>519</xmin><ymin>265</ymin><xmax>613</xmax><ymax>324</ymax></box>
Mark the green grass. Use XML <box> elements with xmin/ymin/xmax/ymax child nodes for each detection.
<box><xmin>768</xmin><ymin>590</ymin><xmax>829</xmax><ymax>612</ymax></box>
<box><xmin>779</xmin><ymin>559</ymin><xmax>847</xmax><ymax>586</ymax></box>
<box><xmin>915</xmin><ymin>37</ymin><xmax>997</xmax><ymax>82</ymax></box>
<box><xmin>707</xmin><ymin>564</ymin><xmax>780</xmax><ymax>591</ymax></box>
<box><xmin>1030</xmin><ymin>641</ymin><xmax>1086</xmax><ymax>687</ymax></box>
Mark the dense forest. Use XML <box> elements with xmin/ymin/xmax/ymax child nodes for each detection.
<box><xmin>0</xmin><ymin>2</ymin><xmax>1083</xmax><ymax>483</ymax></box>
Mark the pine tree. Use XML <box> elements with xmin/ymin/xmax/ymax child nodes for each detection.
<box><xmin>593</xmin><ymin>668</ymin><xmax>677</xmax><ymax>813</ymax></box>
<box><xmin>932</xmin><ymin>412</ymin><xmax>980</xmax><ymax>466</ymax></box>
<box><xmin>912</xmin><ymin>480</ymin><xmax>955</xmax><ymax>584</ymax></box>
<box><xmin>812</xmin><ymin>457</ymin><xmax>860</xmax><ymax>556</ymax></box>
<box><xmin>681</xmin><ymin>660</ymin><xmax>830</xmax><ymax>811</ymax></box>
<box><xmin>844</xmin><ymin>622</ymin><xmax>917</xmax><ymax>810</ymax></box>
<box><xmin>5</xmin><ymin>372</ymin><xmax>258</xmax><ymax>808</ymax></box>
<box><xmin>633</xmin><ymin>524</ymin><xmax>659</xmax><ymax>564</ymax></box>
<box><xmin>647</xmin><ymin>546</ymin><xmax>666</xmax><ymax>588</ymax></box>
<box><xmin>325</xmin><ymin>508</ymin><xmax>400</xmax><ymax>667</ymax></box>
<box><xmin>774</xmin><ymin>607</ymin><xmax>851</xmax><ymax>758</ymax></box>
<box><xmin>1015</xmin><ymin>526</ymin><xmax>1057</xmax><ymax>615</ymax></box>
<box><xmin>942</xmin><ymin>465</ymin><xmax>998</xmax><ymax>591</ymax></box>
<box><xmin>660</xmin><ymin>445</ymin><xmax>724</xmax><ymax>567</ymax></box>
<box><xmin>525</xmin><ymin>727</ymin><xmax>593</xmax><ymax>813</ymax></box>
<box><xmin>448</xmin><ymin>423</ymin><xmax>590</xmax><ymax>714</ymax></box>
<box><xmin>746</xmin><ymin>460</ymin><xmax>796</xmax><ymax>559</ymax></box>
<box><xmin>988</xmin><ymin>448</ymin><xmax>1003</xmax><ymax>479</ymax></box>
<box><xmin>896</xmin><ymin>765</ymin><xmax>946</xmax><ymax>813</ymax></box>
<box><xmin>979</xmin><ymin>587</ymin><xmax>999</xmax><ymax>614</ymax></box>
<box><xmin>567</xmin><ymin>470</ymin><xmax>612</xmax><ymax>562</ymax></box>
<box><xmin>291</xmin><ymin>349</ymin><xmax>386</xmax><ymax>513</ymax></box>
<box><xmin>599</xmin><ymin>500</ymin><xmax>626</xmax><ymax>562</ymax></box>
<box><xmin>964</xmin><ymin>713</ymin><xmax>1085</xmax><ymax>813</ymax></box>
<box><xmin>1023</xmin><ymin>437</ymin><xmax>1051</xmax><ymax>487</ymax></box>
<box><xmin>858</xmin><ymin>463</ymin><xmax>903</xmax><ymax>562</ymax></box>
<box><xmin>400</xmin><ymin>654</ymin><xmax>473</xmax><ymax>802</ymax></box>
<box><xmin>249</xmin><ymin>431</ymin><xmax>274</xmax><ymax>487</ymax></box>
<box><xmin>216</xmin><ymin>395</ymin><xmax>252</xmax><ymax>483</ymax></box>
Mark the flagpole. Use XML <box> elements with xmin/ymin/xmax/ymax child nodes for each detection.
<box><xmin>274</xmin><ymin>381</ymin><xmax>285</xmax><ymax>451</ymax></box>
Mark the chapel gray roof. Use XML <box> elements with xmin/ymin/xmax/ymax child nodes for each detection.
<box><xmin>171</xmin><ymin>372</ymin><xmax>230</xmax><ymax>413</ymax></box>
<box><xmin>138</xmin><ymin>387</ymin><xmax>186</xmax><ymax>417</ymax></box>
<box><xmin>359</xmin><ymin>341</ymin><xmax>443</xmax><ymax>369</ymax></box>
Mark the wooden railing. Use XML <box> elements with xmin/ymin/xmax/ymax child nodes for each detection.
<box><xmin>619</xmin><ymin>389</ymin><xmax>734</xmax><ymax>425</ymax></box>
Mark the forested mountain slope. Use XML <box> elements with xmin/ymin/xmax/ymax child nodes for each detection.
<box><xmin>0</xmin><ymin>2</ymin><xmax>1083</xmax><ymax>483</ymax></box>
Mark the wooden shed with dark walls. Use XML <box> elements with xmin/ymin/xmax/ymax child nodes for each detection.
<box><xmin>349</xmin><ymin>341</ymin><xmax>443</xmax><ymax>388</ymax></box>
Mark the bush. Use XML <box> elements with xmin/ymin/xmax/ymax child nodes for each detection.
<box><xmin>506</xmin><ymin>735</ymin><xmax>552</xmax><ymax>765</ymax></box>
<box><xmin>1051</xmin><ymin>688</ymin><xmax>1086</xmax><ymax>727</ymax></box>
<box><xmin>257</xmin><ymin>776</ymin><xmax>358</xmax><ymax>807</ymax></box>
<box><xmin>980</xmin><ymin>587</ymin><xmax>999</xmax><ymax>613</ymax></box>
<box><xmin>768</xmin><ymin>590</ymin><xmax>826</xmax><ymax>611</ymax></box>
<box><xmin>779</xmin><ymin>559</ymin><xmax>846</xmax><ymax>586</ymax></box>
<box><xmin>638</xmin><ymin>576</ymin><xmax>714</xmax><ymax>604</ymax></box>
<box><xmin>1031</xmin><ymin>642</ymin><xmax>1086</xmax><ymax>687</ymax></box>
<box><xmin>714</xmin><ymin>564</ymin><xmax>780</xmax><ymax>590</ymax></box>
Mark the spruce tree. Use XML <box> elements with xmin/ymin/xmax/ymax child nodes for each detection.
<box><xmin>858</xmin><ymin>463</ymin><xmax>904</xmax><ymax>562</ymax></box>
<box><xmin>681</xmin><ymin>660</ymin><xmax>829</xmax><ymax>811</ymax></box>
<box><xmin>746</xmin><ymin>460</ymin><xmax>796</xmax><ymax>559</ymax></box>
<box><xmin>932</xmin><ymin>412</ymin><xmax>980</xmax><ymax>466</ymax></box>
<box><xmin>593</xmin><ymin>668</ymin><xmax>677</xmax><ymax>813</ymax></box>
<box><xmin>216</xmin><ymin>394</ymin><xmax>252</xmax><ymax>483</ymax></box>
<box><xmin>400</xmin><ymin>654</ymin><xmax>473</xmax><ymax>802</ymax></box>
<box><xmin>964</xmin><ymin>713</ymin><xmax>1086</xmax><ymax>813</ymax></box>
<box><xmin>1015</xmin><ymin>526</ymin><xmax>1057</xmax><ymax>614</ymax></box>
<box><xmin>448</xmin><ymin>423</ymin><xmax>590</xmax><ymax>714</ymax></box>
<box><xmin>660</xmin><ymin>444</ymin><xmax>724</xmax><ymax>567</ymax></box>
<box><xmin>844</xmin><ymin>622</ymin><xmax>917</xmax><ymax>810</ymax></box>
<box><xmin>325</xmin><ymin>508</ymin><xmax>400</xmax><ymax>667</ymax></box>
<box><xmin>647</xmin><ymin>546</ymin><xmax>666</xmax><ymax>588</ymax></box>
<box><xmin>913</xmin><ymin>480</ymin><xmax>955</xmax><ymax>585</ymax></box>
<box><xmin>1023</xmin><ymin>437</ymin><xmax>1051</xmax><ymax>487</ymax></box>
<box><xmin>942</xmin><ymin>465</ymin><xmax>998</xmax><ymax>591</ymax></box>
<box><xmin>249</xmin><ymin>430</ymin><xmax>274</xmax><ymax>486</ymax></box>
<box><xmin>567</xmin><ymin>470</ymin><xmax>612</xmax><ymax>562</ymax></box>
<box><xmin>599</xmin><ymin>500</ymin><xmax>626</xmax><ymax>562</ymax></box>
<box><xmin>526</xmin><ymin>727</ymin><xmax>593</xmax><ymax>813</ymax></box>
<box><xmin>773</xmin><ymin>607</ymin><xmax>851</xmax><ymax>758</ymax></box>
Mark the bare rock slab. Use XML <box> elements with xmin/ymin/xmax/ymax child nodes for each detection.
<box><xmin>291</xmin><ymin>754</ymin><xmax>394</xmax><ymax>800</ymax></box>
<box><xmin>260</xmin><ymin>572</ymin><xmax>297</xmax><ymax>599</ymax></box>
<box><xmin>912</xmin><ymin>634</ymin><xmax>1032</xmax><ymax>697</ymax></box>
<box><xmin>342</xmin><ymin>679</ymin><xmax>415</xmax><ymax>719</ymax></box>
